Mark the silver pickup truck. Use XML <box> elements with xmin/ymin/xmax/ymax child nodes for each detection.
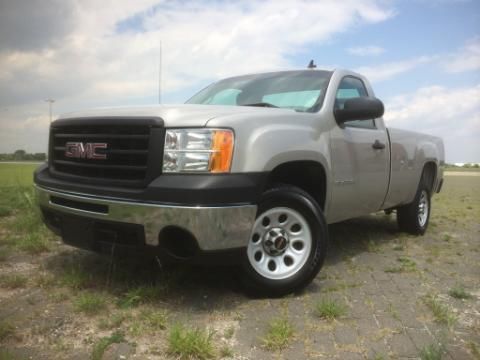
<box><xmin>34</xmin><ymin>69</ymin><xmax>444</xmax><ymax>295</ymax></box>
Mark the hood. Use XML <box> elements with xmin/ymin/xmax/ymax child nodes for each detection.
<box><xmin>57</xmin><ymin>104</ymin><xmax>293</xmax><ymax>127</ymax></box>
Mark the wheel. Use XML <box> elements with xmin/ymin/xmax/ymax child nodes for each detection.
<box><xmin>241</xmin><ymin>184</ymin><xmax>327</xmax><ymax>296</ymax></box>
<box><xmin>397</xmin><ymin>175</ymin><xmax>431</xmax><ymax>235</ymax></box>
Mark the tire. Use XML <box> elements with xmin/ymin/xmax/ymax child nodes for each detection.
<box><xmin>241</xmin><ymin>184</ymin><xmax>328</xmax><ymax>296</ymax></box>
<box><xmin>397</xmin><ymin>174</ymin><xmax>431</xmax><ymax>235</ymax></box>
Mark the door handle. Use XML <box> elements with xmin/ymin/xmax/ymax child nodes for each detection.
<box><xmin>372</xmin><ymin>140</ymin><xmax>386</xmax><ymax>150</ymax></box>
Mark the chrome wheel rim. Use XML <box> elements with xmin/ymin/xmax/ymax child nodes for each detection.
<box><xmin>247</xmin><ymin>207</ymin><xmax>312</xmax><ymax>280</ymax></box>
<box><xmin>418</xmin><ymin>190</ymin><xmax>429</xmax><ymax>227</ymax></box>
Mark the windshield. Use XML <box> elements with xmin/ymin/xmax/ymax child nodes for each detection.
<box><xmin>186</xmin><ymin>70</ymin><xmax>332</xmax><ymax>112</ymax></box>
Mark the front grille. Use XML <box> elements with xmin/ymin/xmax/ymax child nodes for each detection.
<box><xmin>49</xmin><ymin>118</ymin><xmax>164</xmax><ymax>187</ymax></box>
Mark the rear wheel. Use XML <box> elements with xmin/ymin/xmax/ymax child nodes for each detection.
<box><xmin>241</xmin><ymin>185</ymin><xmax>327</xmax><ymax>296</ymax></box>
<box><xmin>397</xmin><ymin>175</ymin><xmax>431</xmax><ymax>235</ymax></box>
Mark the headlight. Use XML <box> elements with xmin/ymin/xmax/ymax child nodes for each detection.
<box><xmin>163</xmin><ymin>129</ymin><xmax>234</xmax><ymax>173</ymax></box>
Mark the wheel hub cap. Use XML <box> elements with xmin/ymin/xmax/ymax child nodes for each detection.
<box><xmin>263</xmin><ymin>228</ymin><xmax>289</xmax><ymax>255</ymax></box>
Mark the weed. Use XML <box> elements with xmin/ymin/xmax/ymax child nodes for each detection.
<box><xmin>468</xmin><ymin>342</ymin><xmax>480</xmax><ymax>359</ymax></box>
<box><xmin>60</xmin><ymin>267</ymin><xmax>92</xmax><ymax>290</ymax></box>
<box><xmin>0</xmin><ymin>274</ymin><xmax>28</xmax><ymax>289</ymax></box>
<box><xmin>0</xmin><ymin>349</ymin><xmax>19</xmax><ymax>360</ymax></box>
<box><xmin>15</xmin><ymin>232</ymin><xmax>51</xmax><ymax>254</ymax></box>
<box><xmin>74</xmin><ymin>292</ymin><xmax>107</xmax><ymax>315</ymax></box>
<box><xmin>91</xmin><ymin>331</ymin><xmax>125</xmax><ymax>360</ymax></box>
<box><xmin>423</xmin><ymin>295</ymin><xmax>456</xmax><ymax>327</ymax></box>
<box><xmin>168</xmin><ymin>324</ymin><xmax>215</xmax><ymax>360</ymax></box>
<box><xmin>420</xmin><ymin>343</ymin><xmax>445</xmax><ymax>360</ymax></box>
<box><xmin>0</xmin><ymin>321</ymin><xmax>14</xmax><ymax>341</ymax></box>
<box><xmin>117</xmin><ymin>285</ymin><xmax>164</xmax><ymax>308</ymax></box>
<box><xmin>140</xmin><ymin>308</ymin><xmax>168</xmax><ymax>331</ymax></box>
<box><xmin>315</xmin><ymin>299</ymin><xmax>346</xmax><ymax>320</ymax></box>
<box><xmin>448</xmin><ymin>285</ymin><xmax>472</xmax><ymax>300</ymax></box>
<box><xmin>385</xmin><ymin>256</ymin><xmax>416</xmax><ymax>273</ymax></box>
<box><xmin>224</xmin><ymin>326</ymin><xmax>235</xmax><ymax>339</ymax></box>
<box><xmin>0</xmin><ymin>206</ymin><xmax>11</xmax><ymax>217</ymax></box>
<box><xmin>261</xmin><ymin>317</ymin><xmax>294</xmax><ymax>351</ymax></box>
<box><xmin>0</xmin><ymin>248</ymin><xmax>9</xmax><ymax>262</ymax></box>
<box><xmin>220</xmin><ymin>345</ymin><xmax>233</xmax><ymax>358</ymax></box>
<box><xmin>392</xmin><ymin>244</ymin><xmax>404</xmax><ymax>251</ymax></box>
<box><xmin>98</xmin><ymin>312</ymin><xmax>128</xmax><ymax>330</ymax></box>
<box><xmin>442</xmin><ymin>234</ymin><xmax>452</xmax><ymax>242</ymax></box>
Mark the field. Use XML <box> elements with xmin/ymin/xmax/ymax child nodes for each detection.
<box><xmin>0</xmin><ymin>163</ymin><xmax>479</xmax><ymax>359</ymax></box>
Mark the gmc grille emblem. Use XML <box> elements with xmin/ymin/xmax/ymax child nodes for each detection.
<box><xmin>65</xmin><ymin>142</ymin><xmax>108</xmax><ymax>160</ymax></box>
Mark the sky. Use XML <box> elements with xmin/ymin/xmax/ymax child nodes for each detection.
<box><xmin>0</xmin><ymin>0</ymin><xmax>479</xmax><ymax>163</ymax></box>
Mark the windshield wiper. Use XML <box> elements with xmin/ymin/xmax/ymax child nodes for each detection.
<box><xmin>240</xmin><ymin>102</ymin><xmax>279</xmax><ymax>108</ymax></box>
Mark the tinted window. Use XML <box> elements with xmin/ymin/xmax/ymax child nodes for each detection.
<box><xmin>335</xmin><ymin>76</ymin><xmax>375</xmax><ymax>129</ymax></box>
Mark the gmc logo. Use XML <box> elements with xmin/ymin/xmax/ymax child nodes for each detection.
<box><xmin>65</xmin><ymin>142</ymin><xmax>108</xmax><ymax>160</ymax></box>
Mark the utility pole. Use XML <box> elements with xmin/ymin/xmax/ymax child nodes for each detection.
<box><xmin>158</xmin><ymin>41</ymin><xmax>162</xmax><ymax>104</ymax></box>
<box><xmin>45</xmin><ymin>99</ymin><xmax>55</xmax><ymax>123</ymax></box>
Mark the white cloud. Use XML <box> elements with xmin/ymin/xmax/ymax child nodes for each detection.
<box><xmin>442</xmin><ymin>37</ymin><xmax>480</xmax><ymax>73</ymax></box>
<box><xmin>355</xmin><ymin>56</ymin><xmax>434</xmax><ymax>82</ymax></box>
<box><xmin>0</xmin><ymin>0</ymin><xmax>395</xmax><ymax>153</ymax></box>
<box><xmin>384</xmin><ymin>84</ymin><xmax>480</xmax><ymax>162</ymax></box>
<box><xmin>347</xmin><ymin>45</ymin><xmax>385</xmax><ymax>56</ymax></box>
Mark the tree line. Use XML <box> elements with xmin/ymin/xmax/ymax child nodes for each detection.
<box><xmin>0</xmin><ymin>150</ymin><xmax>46</xmax><ymax>161</ymax></box>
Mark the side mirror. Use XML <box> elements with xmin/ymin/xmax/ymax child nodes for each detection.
<box><xmin>334</xmin><ymin>97</ymin><xmax>384</xmax><ymax>123</ymax></box>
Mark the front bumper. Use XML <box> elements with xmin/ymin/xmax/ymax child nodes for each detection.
<box><xmin>36</xmin><ymin>185</ymin><xmax>257</xmax><ymax>251</ymax></box>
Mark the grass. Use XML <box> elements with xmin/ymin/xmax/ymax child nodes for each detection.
<box><xmin>98</xmin><ymin>312</ymin><xmax>128</xmax><ymax>330</ymax></box>
<box><xmin>74</xmin><ymin>292</ymin><xmax>108</xmax><ymax>315</ymax></box>
<box><xmin>0</xmin><ymin>163</ymin><xmax>38</xmax><ymax>187</ymax></box>
<box><xmin>0</xmin><ymin>349</ymin><xmax>20</xmax><ymax>360</ymax></box>
<box><xmin>224</xmin><ymin>326</ymin><xmax>235</xmax><ymax>339</ymax></box>
<box><xmin>468</xmin><ymin>342</ymin><xmax>480</xmax><ymax>359</ymax></box>
<box><xmin>261</xmin><ymin>317</ymin><xmax>294</xmax><ymax>351</ymax></box>
<box><xmin>0</xmin><ymin>206</ymin><xmax>11</xmax><ymax>217</ymax></box>
<box><xmin>117</xmin><ymin>285</ymin><xmax>165</xmax><ymax>308</ymax></box>
<box><xmin>420</xmin><ymin>343</ymin><xmax>445</xmax><ymax>360</ymax></box>
<box><xmin>168</xmin><ymin>324</ymin><xmax>216</xmax><ymax>360</ymax></box>
<box><xmin>314</xmin><ymin>299</ymin><xmax>346</xmax><ymax>320</ymax></box>
<box><xmin>0</xmin><ymin>321</ymin><xmax>14</xmax><ymax>341</ymax></box>
<box><xmin>0</xmin><ymin>248</ymin><xmax>9</xmax><ymax>262</ymax></box>
<box><xmin>0</xmin><ymin>274</ymin><xmax>28</xmax><ymax>289</ymax></box>
<box><xmin>448</xmin><ymin>284</ymin><xmax>473</xmax><ymax>299</ymax></box>
<box><xmin>423</xmin><ymin>295</ymin><xmax>457</xmax><ymax>327</ymax></box>
<box><xmin>60</xmin><ymin>267</ymin><xmax>93</xmax><ymax>290</ymax></box>
<box><xmin>91</xmin><ymin>330</ymin><xmax>125</xmax><ymax>360</ymax></box>
<box><xmin>385</xmin><ymin>256</ymin><xmax>417</xmax><ymax>273</ymax></box>
<box><xmin>139</xmin><ymin>308</ymin><xmax>168</xmax><ymax>331</ymax></box>
<box><xmin>220</xmin><ymin>345</ymin><xmax>233</xmax><ymax>358</ymax></box>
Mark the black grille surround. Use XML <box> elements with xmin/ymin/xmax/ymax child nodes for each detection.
<box><xmin>49</xmin><ymin>117</ymin><xmax>165</xmax><ymax>188</ymax></box>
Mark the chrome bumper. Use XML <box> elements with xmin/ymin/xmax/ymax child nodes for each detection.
<box><xmin>35</xmin><ymin>185</ymin><xmax>257</xmax><ymax>250</ymax></box>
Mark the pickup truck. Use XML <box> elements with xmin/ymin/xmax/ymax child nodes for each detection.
<box><xmin>34</xmin><ymin>68</ymin><xmax>444</xmax><ymax>295</ymax></box>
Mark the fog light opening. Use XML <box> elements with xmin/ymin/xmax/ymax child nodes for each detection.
<box><xmin>158</xmin><ymin>226</ymin><xmax>199</xmax><ymax>260</ymax></box>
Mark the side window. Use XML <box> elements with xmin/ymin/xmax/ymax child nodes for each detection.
<box><xmin>335</xmin><ymin>77</ymin><xmax>376</xmax><ymax>129</ymax></box>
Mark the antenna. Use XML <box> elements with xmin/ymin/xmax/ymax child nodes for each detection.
<box><xmin>158</xmin><ymin>40</ymin><xmax>162</xmax><ymax>104</ymax></box>
<box><xmin>307</xmin><ymin>60</ymin><xmax>317</xmax><ymax>69</ymax></box>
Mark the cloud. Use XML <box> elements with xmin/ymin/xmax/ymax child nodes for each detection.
<box><xmin>384</xmin><ymin>84</ymin><xmax>480</xmax><ymax>162</ymax></box>
<box><xmin>347</xmin><ymin>45</ymin><xmax>385</xmax><ymax>56</ymax></box>
<box><xmin>442</xmin><ymin>37</ymin><xmax>480</xmax><ymax>73</ymax></box>
<box><xmin>355</xmin><ymin>56</ymin><xmax>434</xmax><ymax>82</ymax></box>
<box><xmin>0</xmin><ymin>0</ymin><xmax>395</xmax><ymax>153</ymax></box>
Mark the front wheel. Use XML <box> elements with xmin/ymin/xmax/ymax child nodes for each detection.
<box><xmin>241</xmin><ymin>185</ymin><xmax>327</xmax><ymax>296</ymax></box>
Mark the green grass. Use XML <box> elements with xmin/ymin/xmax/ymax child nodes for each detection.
<box><xmin>139</xmin><ymin>308</ymin><xmax>168</xmax><ymax>331</ymax></box>
<box><xmin>314</xmin><ymin>299</ymin><xmax>346</xmax><ymax>320</ymax></box>
<box><xmin>98</xmin><ymin>312</ymin><xmax>128</xmax><ymax>330</ymax></box>
<box><xmin>91</xmin><ymin>331</ymin><xmax>125</xmax><ymax>360</ymax></box>
<box><xmin>220</xmin><ymin>345</ymin><xmax>233</xmax><ymax>358</ymax></box>
<box><xmin>420</xmin><ymin>343</ymin><xmax>445</xmax><ymax>360</ymax></box>
<box><xmin>424</xmin><ymin>295</ymin><xmax>457</xmax><ymax>327</ymax></box>
<box><xmin>468</xmin><ymin>342</ymin><xmax>480</xmax><ymax>359</ymax></box>
<box><xmin>448</xmin><ymin>284</ymin><xmax>473</xmax><ymax>300</ymax></box>
<box><xmin>117</xmin><ymin>285</ymin><xmax>165</xmax><ymax>308</ymax></box>
<box><xmin>168</xmin><ymin>324</ymin><xmax>216</xmax><ymax>360</ymax></box>
<box><xmin>261</xmin><ymin>317</ymin><xmax>294</xmax><ymax>351</ymax></box>
<box><xmin>0</xmin><ymin>349</ymin><xmax>19</xmax><ymax>360</ymax></box>
<box><xmin>74</xmin><ymin>293</ymin><xmax>108</xmax><ymax>315</ymax></box>
<box><xmin>0</xmin><ymin>274</ymin><xmax>28</xmax><ymax>289</ymax></box>
<box><xmin>385</xmin><ymin>256</ymin><xmax>417</xmax><ymax>273</ymax></box>
<box><xmin>0</xmin><ymin>163</ymin><xmax>38</xmax><ymax>187</ymax></box>
<box><xmin>0</xmin><ymin>321</ymin><xmax>14</xmax><ymax>341</ymax></box>
<box><xmin>0</xmin><ymin>248</ymin><xmax>10</xmax><ymax>262</ymax></box>
<box><xmin>60</xmin><ymin>267</ymin><xmax>93</xmax><ymax>290</ymax></box>
<box><xmin>0</xmin><ymin>206</ymin><xmax>12</xmax><ymax>218</ymax></box>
